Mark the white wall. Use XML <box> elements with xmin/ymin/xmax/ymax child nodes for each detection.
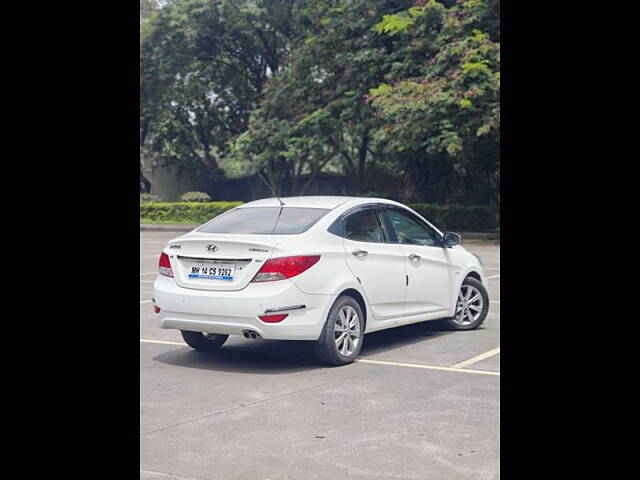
<box><xmin>142</xmin><ymin>162</ymin><xmax>207</xmax><ymax>201</ymax></box>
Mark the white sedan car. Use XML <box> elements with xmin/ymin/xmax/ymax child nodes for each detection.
<box><xmin>153</xmin><ymin>196</ymin><xmax>489</xmax><ymax>365</ymax></box>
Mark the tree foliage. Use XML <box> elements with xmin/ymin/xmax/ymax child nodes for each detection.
<box><xmin>230</xmin><ymin>0</ymin><xmax>415</xmax><ymax>195</ymax></box>
<box><xmin>367</xmin><ymin>0</ymin><xmax>500</xmax><ymax>203</ymax></box>
<box><xmin>140</xmin><ymin>0</ymin><xmax>158</xmax><ymax>23</ymax></box>
<box><xmin>140</xmin><ymin>0</ymin><xmax>309</xmax><ymax>182</ymax></box>
<box><xmin>140</xmin><ymin>0</ymin><xmax>500</xmax><ymax>204</ymax></box>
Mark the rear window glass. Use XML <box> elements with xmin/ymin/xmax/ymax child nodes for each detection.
<box><xmin>197</xmin><ymin>207</ymin><xmax>330</xmax><ymax>234</ymax></box>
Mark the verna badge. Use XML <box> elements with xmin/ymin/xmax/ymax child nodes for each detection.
<box><xmin>206</xmin><ymin>244</ymin><xmax>218</xmax><ymax>253</ymax></box>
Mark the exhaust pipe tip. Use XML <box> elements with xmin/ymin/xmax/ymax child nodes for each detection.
<box><xmin>242</xmin><ymin>329</ymin><xmax>260</xmax><ymax>340</ymax></box>
<box><xmin>242</xmin><ymin>330</ymin><xmax>261</xmax><ymax>340</ymax></box>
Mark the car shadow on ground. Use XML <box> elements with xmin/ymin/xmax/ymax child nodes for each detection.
<box><xmin>152</xmin><ymin>321</ymin><xmax>460</xmax><ymax>375</ymax></box>
<box><xmin>152</xmin><ymin>340</ymin><xmax>321</xmax><ymax>375</ymax></box>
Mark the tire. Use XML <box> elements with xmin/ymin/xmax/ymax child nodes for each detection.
<box><xmin>313</xmin><ymin>296</ymin><xmax>365</xmax><ymax>366</ymax></box>
<box><xmin>180</xmin><ymin>330</ymin><xmax>228</xmax><ymax>352</ymax></box>
<box><xmin>441</xmin><ymin>276</ymin><xmax>489</xmax><ymax>330</ymax></box>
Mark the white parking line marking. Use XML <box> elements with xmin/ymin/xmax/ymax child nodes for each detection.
<box><xmin>140</xmin><ymin>300</ymin><xmax>153</xmax><ymax>304</ymax></box>
<box><xmin>138</xmin><ymin>340</ymin><xmax>500</xmax><ymax>376</ymax></box>
<box><xmin>140</xmin><ymin>255</ymin><xmax>159</xmax><ymax>260</ymax></box>
<box><xmin>140</xmin><ymin>280</ymin><xmax>154</xmax><ymax>283</ymax></box>
<box><xmin>486</xmin><ymin>274</ymin><xmax>500</xmax><ymax>280</ymax></box>
<box><xmin>490</xmin><ymin>300</ymin><xmax>500</xmax><ymax>304</ymax></box>
<box><xmin>355</xmin><ymin>358</ymin><xmax>499</xmax><ymax>376</ymax></box>
<box><xmin>140</xmin><ymin>272</ymin><xmax>156</xmax><ymax>276</ymax></box>
<box><xmin>450</xmin><ymin>347</ymin><xmax>500</xmax><ymax>369</ymax></box>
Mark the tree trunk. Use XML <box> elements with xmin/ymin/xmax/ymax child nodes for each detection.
<box><xmin>140</xmin><ymin>121</ymin><xmax>152</xmax><ymax>193</ymax></box>
<box><xmin>356</xmin><ymin>127</ymin><xmax>370</xmax><ymax>194</ymax></box>
<box><xmin>140</xmin><ymin>163</ymin><xmax>151</xmax><ymax>193</ymax></box>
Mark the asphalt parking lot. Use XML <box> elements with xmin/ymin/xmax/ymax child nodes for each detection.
<box><xmin>140</xmin><ymin>231</ymin><xmax>500</xmax><ymax>480</ymax></box>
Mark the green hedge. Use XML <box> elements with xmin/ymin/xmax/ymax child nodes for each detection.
<box><xmin>407</xmin><ymin>204</ymin><xmax>499</xmax><ymax>231</ymax></box>
<box><xmin>179</xmin><ymin>191</ymin><xmax>211</xmax><ymax>202</ymax></box>
<box><xmin>140</xmin><ymin>202</ymin><xmax>243</xmax><ymax>224</ymax></box>
<box><xmin>140</xmin><ymin>201</ymin><xmax>499</xmax><ymax>230</ymax></box>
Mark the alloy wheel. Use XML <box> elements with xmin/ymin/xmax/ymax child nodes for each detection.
<box><xmin>334</xmin><ymin>305</ymin><xmax>361</xmax><ymax>356</ymax></box>
<box><xmin>453</xmin><ymin>284</ymin><xmax>484</xmax><ymax>326</ymax></box>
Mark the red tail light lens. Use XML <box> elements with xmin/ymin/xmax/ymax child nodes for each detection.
<box><xmin>159</xmin><ymin>252</ymin><xmax>174</xmax><ymax>277</ymax></box>
<box><xmin>251</xmin><ymin>255</ymin><xmax>321</xmax><ymax>282</ymax></box>
<box><xmin>258</xmin><ymin>314</ymin><xmax>288</xmax><ymax>323</ymax></box>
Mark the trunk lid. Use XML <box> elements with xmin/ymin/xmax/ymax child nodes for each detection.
<box><xmin>166</xmin><ymin>233</ymin><xmax>295</xmax><ymax>291</ymax></box>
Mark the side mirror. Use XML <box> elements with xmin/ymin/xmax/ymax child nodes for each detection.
<box><xmin>443</xmin><ymin>231</ymin><xmax>461</xmax><ymax>248</ymax></box>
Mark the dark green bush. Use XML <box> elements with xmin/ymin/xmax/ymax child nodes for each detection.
<box><xmin>140</xmin><ymin>202</ymin><xmax>243</xmax><ymax>224</ymax></box>
<box><xmin>407</xmin><ymin>204</ymin><xmax>499</xmax><ymax>231</ymax></box>
<box><xmin>140</xmin><ymin>201</ymin><xmax>499</xmax><ymax>230</ymax></box>
<box><xmin>179</xmin><ymin>191</ymin><xmax>211</xmax><ymax>202</ymax></box>
<box><xmin>140</xmin><ymin>193</ymin><xmax>161</xmax><ymax>203</ymax></box>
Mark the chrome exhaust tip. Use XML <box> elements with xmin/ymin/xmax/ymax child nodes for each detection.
<box><xmin>242</xmin><ymin>330</ymin><xmax>260</xmax><ymax>340</ymax></box>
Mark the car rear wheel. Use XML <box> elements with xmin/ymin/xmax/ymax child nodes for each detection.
<box><xmin>180</xmin><ymin>330</ymin><xmax>228</xmax><ymax>352</ymax></box>
<box><xmin>442</xmin><ymin>277</ymin><xmax>489</xmax><ymax>330</ymax></box>
<box><xmin>313</xmin><ymin>296</ymin><xmax>364</xmax><ymax>366</ymax></box>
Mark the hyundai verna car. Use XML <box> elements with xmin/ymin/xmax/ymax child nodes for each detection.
<box><xmin>153</xmin><ymin>196</ymin><xmax>489</xmax><ymax>365</ymax></box>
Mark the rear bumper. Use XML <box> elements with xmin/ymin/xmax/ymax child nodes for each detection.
<box><xmin>152</xmin><ymin>275</ymin><xmax>333</xmax><ymax>340</ymax></box>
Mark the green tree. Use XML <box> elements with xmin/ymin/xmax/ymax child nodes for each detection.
<box><xmin>140</xmin><ymin>0</ymin><xmax>311</xmax><ymax>192</ymax></box>
<box><xmin>231</xmin><ymin>0</ymin><xmax>415</xmax><ymax>196</ymax></box>
<box><xmin>140</xmin><ymin>0</ymin><xmax>159</xmax><ymax>191</ymax></box>
<box><xmin>140</xmin><ymin>0</ymin><xmax>158</xmax><ymax>22</ymax></box>
<box><xmin>141</xmin><ymin>0</ymin><xmax>500</xmax><ymax>204</ymax></box>
<box><xmin>368</xmin><ymin>0</ymin><xmax>500</xmax><ymax>204</ymax></box>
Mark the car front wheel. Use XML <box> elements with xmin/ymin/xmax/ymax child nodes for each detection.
<box><xmin>443</xmin><ymin>277</ymin><xmax>489</xmax><ymax>330</ymax></box>
<box><xmin>180</xmin><ymin>330</ymin><xmax>228</xmax><ymax>352</ymax></box>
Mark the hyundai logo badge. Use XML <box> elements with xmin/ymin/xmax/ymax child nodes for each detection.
<box><xmin>206</xmin><ymin>244</ymin><xmax>218</xmax><ymax>252</ymax></box>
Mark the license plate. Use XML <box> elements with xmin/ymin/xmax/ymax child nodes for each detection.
<box><xmin>188</xmin><ymin>262</ymin><xmax>235</xmax><ymax>280</ymax></box>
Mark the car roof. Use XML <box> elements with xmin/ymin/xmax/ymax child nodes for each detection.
<box><xmin>238</xmin><ymin>195</ymin><xmax>400</xmax><ymax>209</ymax></box>
<box><xmin>239</xmin><ymin>196</ymin><xmax>401</xmax><ymax>210</ymax></box>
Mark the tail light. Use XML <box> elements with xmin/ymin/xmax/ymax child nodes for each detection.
<box><xmin>159</xmin><ymin>252</ymin><xmax>174</xmax><ymax>277</ymax></box>
<box><xmin>251</xmin><ymin>255</ymin><xmax>321</xmax><ymax>282</ymax></box>
<box><xmin>258</xmin><ymin>314</ymin><xmax>288</xmax><ymax>323</ymax></box>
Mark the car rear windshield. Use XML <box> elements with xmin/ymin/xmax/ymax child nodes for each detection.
<box><xmin>197</xmin><ymin>207</ymin><xmax>331</xmax><ymax>234</ymax></box>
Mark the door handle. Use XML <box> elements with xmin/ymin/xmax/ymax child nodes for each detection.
<box><xmin>408</xmin><ymin>253</ymin><xmax>421</xmax><ymax>261</ymax></box>
<box><xmin>352</xmin><ymin>249</ymin><xmax>368</xmax><ymax>257</ymax></box>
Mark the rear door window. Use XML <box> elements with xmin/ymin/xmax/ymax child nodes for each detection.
<box><xmin>197</xmin><ymin>207</ymin><xmax>330</xmax><ymax>234</ymax></box>
<box><xmin>343</xmin><ymin>209</ymin><xmax>387</xmax><ymax>243</ymax></box>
